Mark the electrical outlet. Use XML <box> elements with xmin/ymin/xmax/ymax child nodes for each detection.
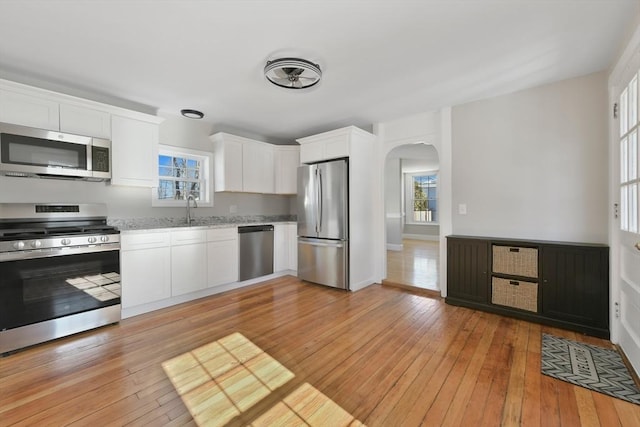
<box><xmin>458</xmin><ymin>203</ymin><xmax>467</xmax><ymax>215</ymax></box>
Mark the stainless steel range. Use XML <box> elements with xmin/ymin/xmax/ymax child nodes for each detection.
<box><xmin>0</xmin><ymin>203</ymin><xmax>120</xmax><ymax>354</ymax></box>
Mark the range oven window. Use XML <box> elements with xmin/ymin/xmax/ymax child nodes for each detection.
<box><xmin>0</xmin><ymin>251</ymin><xmax>120</xmax><ymax>331</ymax></box>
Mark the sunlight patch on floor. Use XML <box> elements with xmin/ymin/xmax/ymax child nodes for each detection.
<box><xmin>162</xmin><ymin>332</ymin><xmax>365</xmax><ymax>426</ymax></box>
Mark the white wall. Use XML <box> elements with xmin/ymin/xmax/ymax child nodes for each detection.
<box><xmin>451</xmin><ymin>71</ymin><xmax>608</xmax><ymax>243</ymax></box>
<box><xmin>0</xmin><ymin>113</ymin><xmax>295</xmax><ymax>219</ymax></box>
<box><xmin>384</xmin><ymin>157</ymin><xmax>402</xmax><ymax>248</ymax></box>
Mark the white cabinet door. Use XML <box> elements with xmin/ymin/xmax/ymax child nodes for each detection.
<box><xmin>120</xmin><ymin>231</ymin><xmax>171</xmax><ymax>309</ymax></box>
<box><xmin>59</xmin><ymin>103</ymin><xmax>111</xmax><ymax>138</ymax></box>
<box><xmin>213</xmin><ymin>137</ymin><xmax>243</xmax><ymax>192</ymax></box>
<box><xmin>0</xmin><ymin>89</ymin><xmax>59</xmax><ymax>130</ymax></box>
<box><xmin>121</xmin><ymin>246</ymin><xmax>171</xmax><ymax>308</ymax></box>
<box><xmin>111</xmin><ymin>115</ymin><xmax>158</xmax><ymax>187</ymax></box>
<box><xmin>275</xmin><ymin>147</ymin><xmax>299</xmax><ymax>194</ymax></box>
<box><xmin>207</xmin><ymin>240</ymin><xmax>238</xmax><ymax>286</ymax></box>
<box><xmin>171</xmin><ymin>229</ymin><xmax>207</xmax><ymax>296</ymax></box>
<box><xmin>171</xmin><ymin>242</ymin><xmax>208</xmax><ymax>296</ymax></box>
<box><xmin>243</xmin><ymin>140</ymin><xmax>274</xmax><ymax>193</ymax></box>
<box><xmin>287</xmin><ymin>223</ymin><xmax>298</xmax><ymax>271</ymax></box>
<box><xmin>274</xmin><ymin>223</ymin><xmax>298</xmax><ymax>272</ymax></box>
<box><xmin>207</xmin><ymin>228</ymin><xmax>238</xmax><ymax>286</ymax></box>
<box><xmin>299</xmin><ymin>141</ymin><xmax>324</xmax><ymax>164</ymax></box>
<box><xmin>274</xmin><ymin>224</ymin><xmax>288</xmax><ymax>272</ymax></box>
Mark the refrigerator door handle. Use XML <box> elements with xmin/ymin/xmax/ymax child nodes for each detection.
<box><xmin>318</xmin><ymin>168</ymin><xmax>323</xmax><ymax>234</ymax></box>
<box><xmin>314</xmin><ymin>167</ymin><xmax>319</xmax><ymax>234</ymax></box>
<box><xmin>298</xmin><ymin>238</ymin><xmax>344</xmax><ymax>249</ymax></box>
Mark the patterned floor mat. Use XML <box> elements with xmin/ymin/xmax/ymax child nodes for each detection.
<box><xmin>541</xmin><ymin>333</ymin><xmax>640</xmax><ymax>405</ymax></box>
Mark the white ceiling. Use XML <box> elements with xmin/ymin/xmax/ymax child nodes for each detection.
<box><xmin>0</xmin><ymin>1</ymin><xmax>637</xmax><ymax>144</ymax></box>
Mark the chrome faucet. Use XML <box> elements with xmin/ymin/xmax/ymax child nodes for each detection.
<box><xmin>186</xmin><ymin>193</ymin><xmax>197</xmax><ymax>225</ymax></box>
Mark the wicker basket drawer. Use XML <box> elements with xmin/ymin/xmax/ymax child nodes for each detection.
<box><xmin>492</xmin><ymin>245</ymin><xmax>538</xmax><ymax>278</ymax></box>
<box><xmin>491</xmin><ymin>277</ymin><xmax>538</xmax><ymax>312</ymax></box>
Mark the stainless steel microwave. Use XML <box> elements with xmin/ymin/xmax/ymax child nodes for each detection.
<box><xmin>0</xmin><ymin>122</ymin><xmax>111</xmax><ymax>181</ymax></box>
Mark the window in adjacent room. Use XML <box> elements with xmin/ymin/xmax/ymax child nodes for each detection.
<box><xmin>152</xmin><ymin>145</ymin><xmax>213</xmax><ymax>207</ymax></box>
<box><xmin>405</xmin><ymin>172</ymin><xmax>438</xmax><ymax>223</ymax></box>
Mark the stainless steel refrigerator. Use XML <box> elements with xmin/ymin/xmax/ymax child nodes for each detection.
<box><xmin>297</xmin><ymin>159</ymin><xmax>349</xmax><ymax>290</ymax></box>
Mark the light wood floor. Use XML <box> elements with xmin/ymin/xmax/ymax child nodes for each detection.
<box><xmin>2</xmin><ymin>276</ymin><xmax>639</xmax><ymax>426</ymax></box>
<box><xmin>386</xmin><ymin>239</ymin><xmax>439</xmax><ymax>291</ymax></box>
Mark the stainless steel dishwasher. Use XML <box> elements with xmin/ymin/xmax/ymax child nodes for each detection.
<box><xmin>238</xmin><ymin>225</ymin><xmax>274</xmax><ymax>281</ymax></box>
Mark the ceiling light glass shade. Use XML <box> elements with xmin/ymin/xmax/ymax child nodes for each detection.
<box><xmin>264</xmin><ymin>58</ymin><xmax>322</xmax><ymax>89</ymax></box>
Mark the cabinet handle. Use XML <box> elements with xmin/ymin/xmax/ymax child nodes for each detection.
<box><xmin>509</xmin><ymin>280</ymin><xmax>520</xmax><ymax>286</ymax></box>
<box><xmin>509</xmin><ymin>248</ymin><xmax>520</xmax><ymax>253</ymax></box>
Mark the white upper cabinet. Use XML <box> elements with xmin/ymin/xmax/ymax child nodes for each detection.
<box><xmin>212</xmin><ymin>133</ymin><xmax>243</xmax><ymax>192</ymax></box>
<box><xmin>0</xmin><ymin>90</ymin><xmax>112</xmax><ymax>139</ymax></box>
<box><xmin>274</xmin><ymin>146</ymin><xmax>300</xmax><ymax>194</ymax></box>
<box><xmin>211</xmin><ymin>132</ymin><xmax>294</xmax><ymax>194</ymax></box>
<box><xmin>0</xmin><ymin>79</ymin><xmax>164</xmax><ymax>187</ymax></box>
<box><xmin>111</xmin><ymin>115</ymin><xmax>159</xmax><ymax>187</ymax></box>
<box><xmin>243</xmin><ymin>139</ymin><xmax>274</xmax><ymax>193</ymax></box>
<box><xmin>298</xmin><ymin>127</ymin><xmax>357</xmax><ymax>163</ymax></box>
<box><xmin>59</xmin><ymin>103</ymin><xmax>111</xmax><ymax>139</ymax></box>
<box><xmin>0</xmin><ymin>89</ymin><xmax>59</xmax><ymax>130</ymax></box>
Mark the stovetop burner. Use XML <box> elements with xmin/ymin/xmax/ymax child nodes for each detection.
<box><xmin>0</xmin><ymin>203</ymin><xmax>120</xmax><ymax>256</ymax></box>
<box><xmin>0</xmin><ymin>225</ymin><xmax>119</xmax><ymax>241</ymax></box>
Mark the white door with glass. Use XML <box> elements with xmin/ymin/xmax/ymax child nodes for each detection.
<box><xmin>613</xmin><ymin>69</ymin><xmax>640</xmax><ymax>376</ymax></box>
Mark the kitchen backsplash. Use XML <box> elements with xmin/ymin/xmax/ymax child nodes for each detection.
<box><xmin>109</xmin><ymin>214</ymin><xmax>296</xmax><ymax>230</ymax></box>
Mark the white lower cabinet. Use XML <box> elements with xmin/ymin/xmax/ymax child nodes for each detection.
<box><xmin>120</xmin><ymin>231</ymin><xmax>171</xmax><ymax>309</ymax></box>
<box><xmin>207</xmin><ymin>228</ymin><xmax>238</xmax><ymax>287</ymax></box>
<box><xmin>274</xmin><ymin>224</ymin><xmax>287</xmax><ymax>272</ymax></box>
<box><xmin>171</xmin><ymin>229</ymin><xmax>207</xmax><ymax>296</ymax></box>
<box><xmin>288</xmin><ymin>223</ymin><xmax>298</xmax><ymax>271</ymax></box>
<box><xmin>121</xmin><ymin>224</ymin><xmax>284</xmax><ymax>315</ymax></box>
<box><xmin>274</xmin><ymin>223</ymin><xmax>298</xmax><ymax>273</ymax></box>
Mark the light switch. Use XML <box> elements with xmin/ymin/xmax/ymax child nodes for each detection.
<box><xmin>229</xmin><ymin>204</ymin><xmax>238</xmax><ymax>213</ymax></box>
<box><xmin>458</xmin><ymin>203</ymin><xmax>467</xmax><ymax>215</ymax></box>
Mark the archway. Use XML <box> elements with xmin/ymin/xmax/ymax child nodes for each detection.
<box><xmin>383</xmin><ymin>143</ymin><xmax>440</xmax><ymax>291</ymax></box>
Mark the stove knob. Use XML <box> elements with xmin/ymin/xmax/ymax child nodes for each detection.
<box><xmin>13</xmin><ymin>241</ymin><xmax>25</xmax><ymax>250</ymax></box>
<box><xmin>61</xmin><ymin>238</ymin><xmax>71</xmax><ymax>245</ymax></box>
<box><xmin>30</xmin><ymin>240</ymin><xmax>42</xmax><ymax>249</ymax></box>
<box><xmin>100</xmin><ymin>235</ymin><xmax>109</xmax><ymax>242</ymax></box>
<box><xmin>88</xmin><ymin>236</ymin><xmax>97</xmax><ymax>244</ymax></box>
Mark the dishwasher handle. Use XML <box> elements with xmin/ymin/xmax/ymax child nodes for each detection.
<box><xmin>238</xmin><ymin>225</ymin><xmax>274</xmax><ymax>233</ymax></box>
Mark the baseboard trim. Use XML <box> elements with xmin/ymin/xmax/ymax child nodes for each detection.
<box><xmin>402</xmin><ymin>233</ymin><xmax>440</xmax><ymax>241</ymax></box>
<box><xmin>381</xmin><ymin>280</ymin><xmax>442</xmax><ymax>298</ymax></box>
<box><xmin>386</xmin><ymin>243</ymin><xmax>403</xmax><ymax>251</ymax></box>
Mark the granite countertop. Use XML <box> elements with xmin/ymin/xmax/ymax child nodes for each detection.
<box><xmin>109</xmin><ymin>214</ymin><xmax>296</xmax><ymax>232</ymax></box>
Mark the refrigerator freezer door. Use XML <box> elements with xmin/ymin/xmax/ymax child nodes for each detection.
<box><xmin>297</xmin><ymin>164</ymin><xmax>317</xmax><ymax>238</ymax></box>
<box><xmin>297</xmin><ymin>237</ymin><xmax>348</xmax><ymax>289</ymax></box>
<box><xmin>317</xmin><ymin>160</ymin><xmax>348</xmax><ymax>240</ymax></box>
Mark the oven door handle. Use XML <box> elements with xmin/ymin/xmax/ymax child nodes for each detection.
<box><xmin>0</xmin><ymin>243</ymin><xmax>120</xmax><ymax>262</ymax></box>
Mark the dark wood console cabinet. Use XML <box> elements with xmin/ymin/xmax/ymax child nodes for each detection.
<box><xmin>446</xmin><ymin>235</ymin><xmax>609</xmax><ymax>338</ymax></box>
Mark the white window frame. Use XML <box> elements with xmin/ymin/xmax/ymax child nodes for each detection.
<box><xmin>404</xmin><ymin>170</ymin><xmax>439</xmax><ymax>225</ymax></box>
<box><xmin>619</xmin><ymin>74</ymin><xmax>640</xmax><ymax>234</ymax></box>
<box><xmin>151</xmin><ymin>144</ymin><xmax>214</xmax><ymax>207</ymax></box>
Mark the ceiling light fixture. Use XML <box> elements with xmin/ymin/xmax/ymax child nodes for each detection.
<box><xmin>264</xmin><ymin>57</ymin><xmax>322</xmax><ymax>89</ymax></box>
<box><xmin>181</xmin><ymin>109</ymin><xmax>204</xmax><ymax>119</ymax></box>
